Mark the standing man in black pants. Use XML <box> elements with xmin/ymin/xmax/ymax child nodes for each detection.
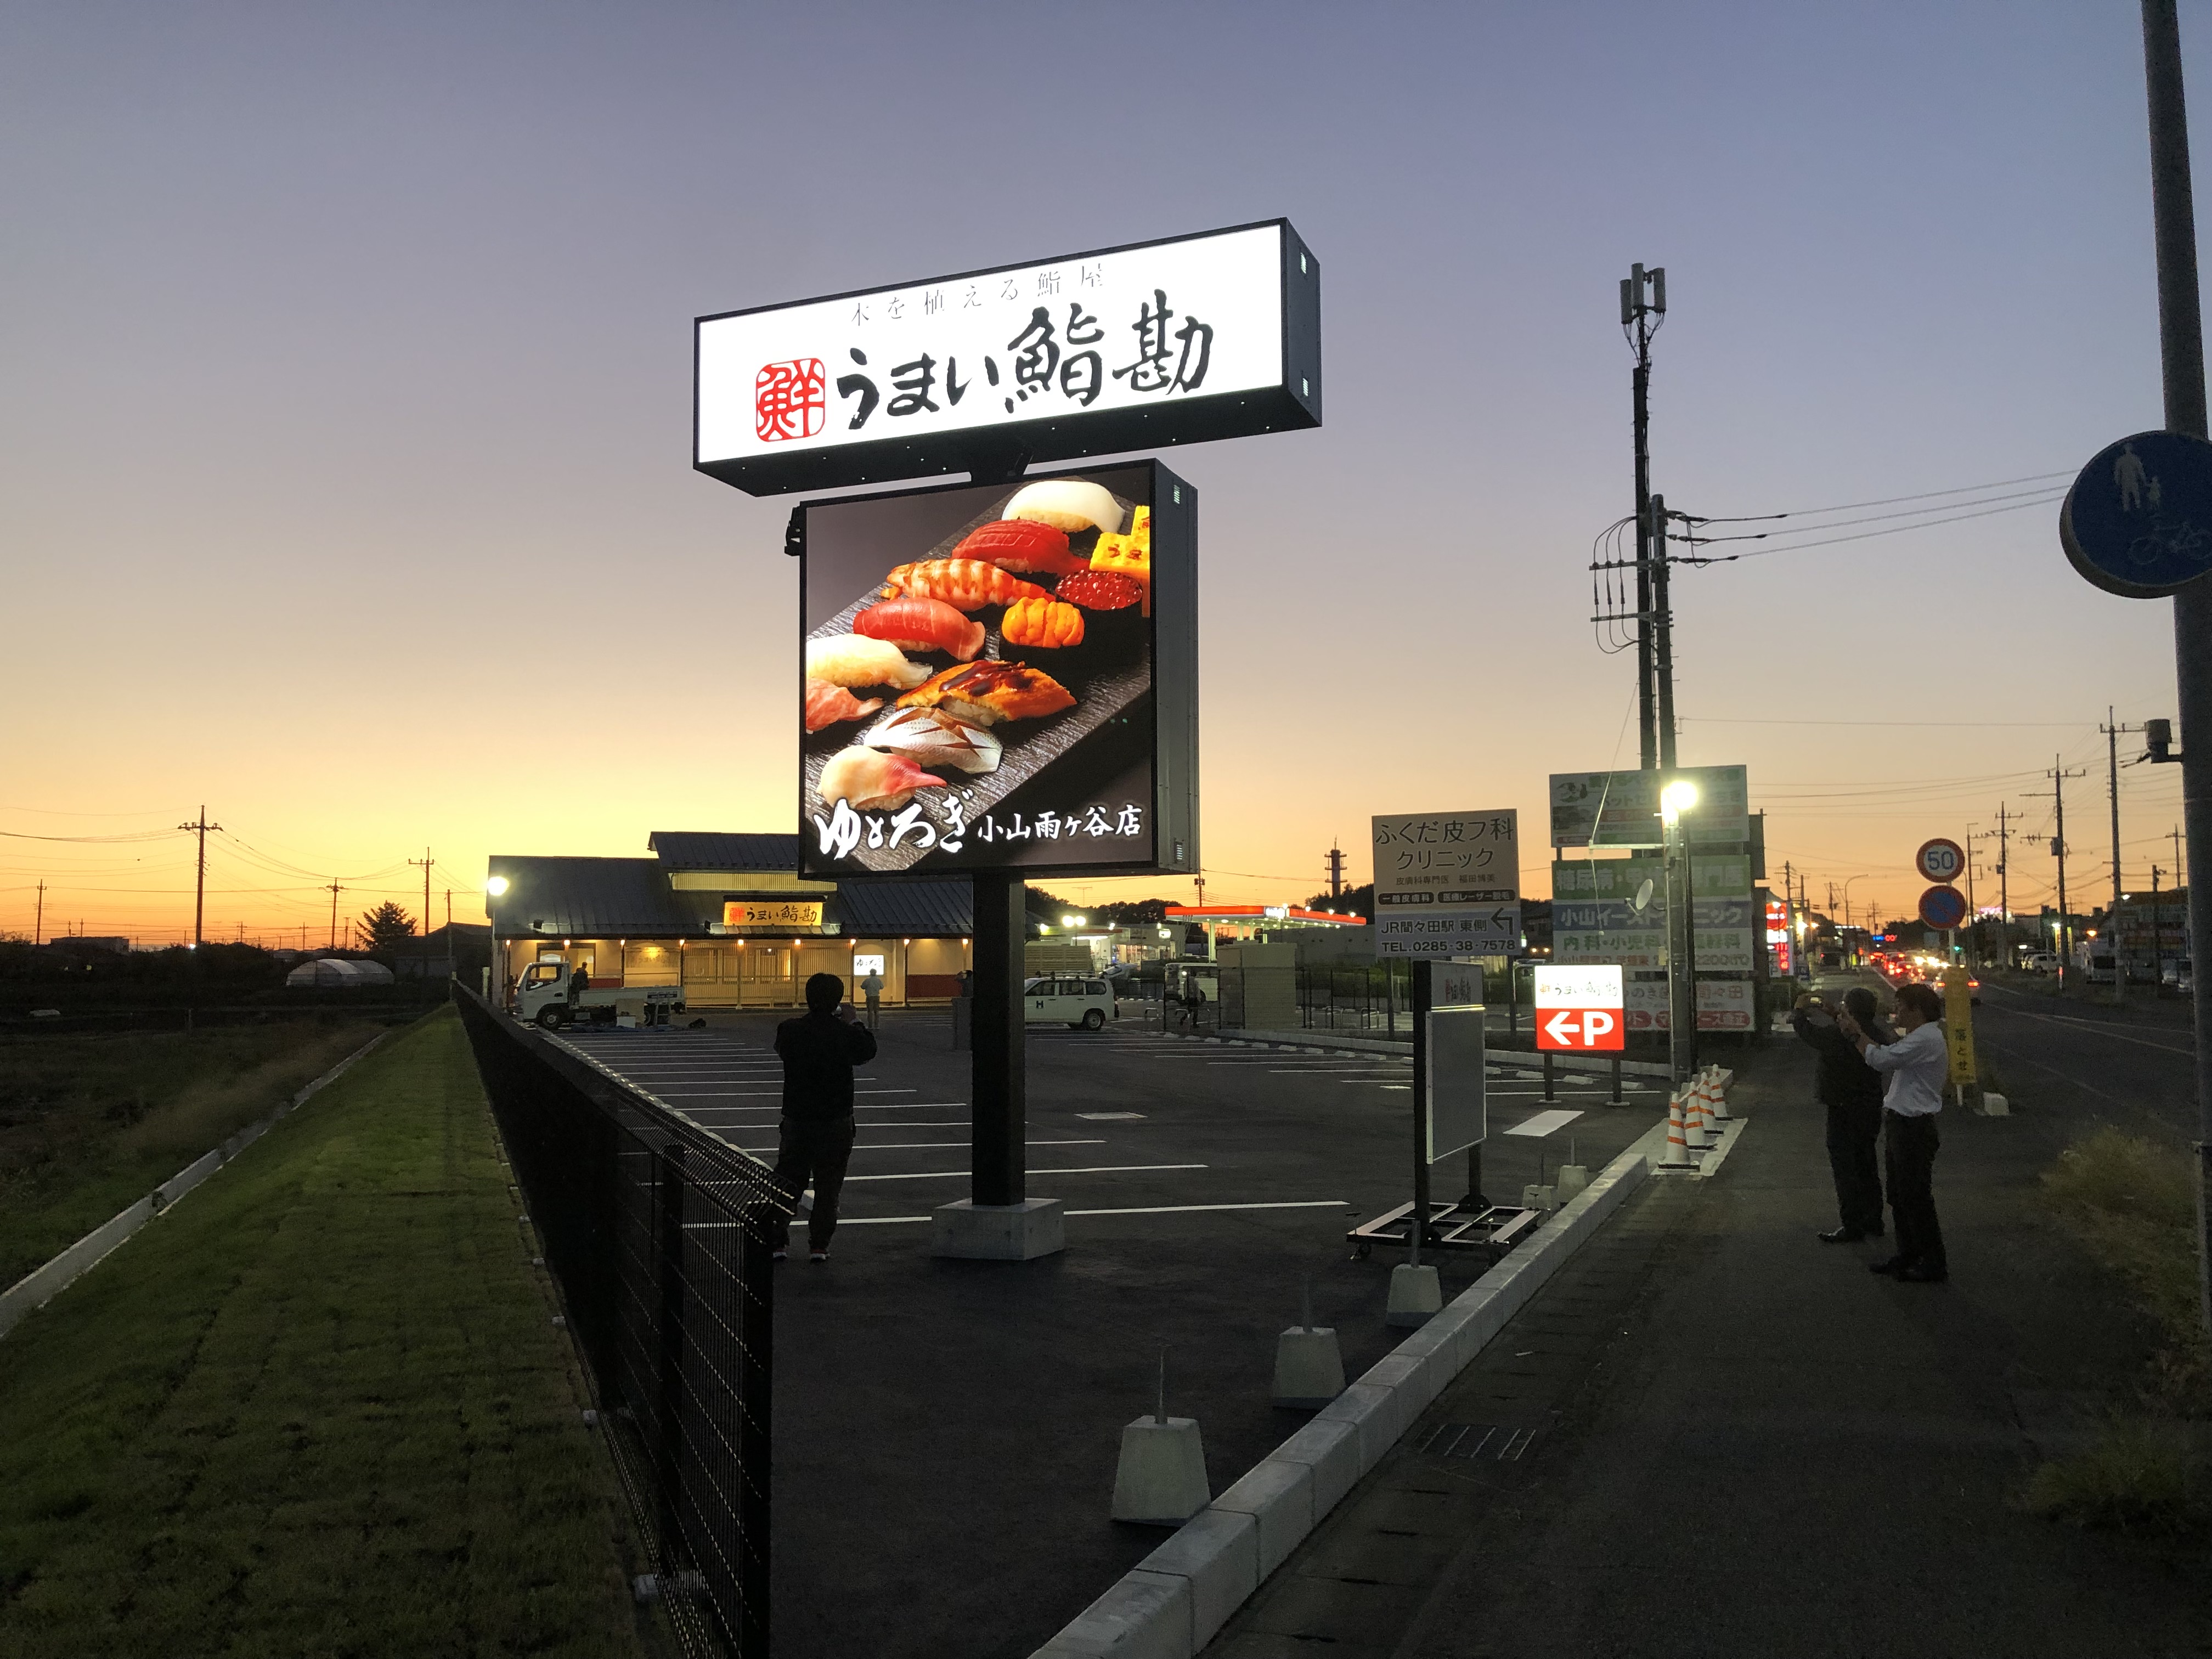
<box><xmin>1838</xmin><ymin>981</ymin><xmax>1949</xmax><ymax>1283</ymax></box>
<box><xmin>769</xmin><ymin>972</ymin><xmax>877</xmax><ymax>1263</ymax></box>
<box><xmin>1789</xmin><ymin>988</ymin><xmax>1887</xmax><ymax>1243</ymax></box>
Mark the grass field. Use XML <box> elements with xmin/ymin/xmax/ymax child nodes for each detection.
<box><xmin>0</xmin><ymin>1008</ymin><xmax>651</xmax><ymax>1658</ymax></box>
<box><xmin>2027</xmin><ymin>1127</ymin><xmax>2211</xmax><ymax>1533</ymax></box>
<box><xmin>0</xmin><ymin>1018</ymin><xmax>385</xmax><ymax>1289</ymax></box>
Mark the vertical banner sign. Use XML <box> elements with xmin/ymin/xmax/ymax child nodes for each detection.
<box><xmin>1534</xmin><ymin>965</ymin><xmax>1626</xmax><ymax>1052</ymax></box>
<box><xmin>1941</xmin><ymin>966</ymin><xmax>1978</xmax><ymax>1088</ymax></box>
<box><xmin>1370</xmin><ymin>809</ymin><xmax>1521</xmax><ymax>959</ymax></box>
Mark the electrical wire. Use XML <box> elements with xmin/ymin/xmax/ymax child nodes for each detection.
<box><xmin>1680</xmin><ymin>469</ymin><xmax>2075</xmax><ymax>525</ymax></box>
<box><xmin>1672</xmin><ymin>491</ymin><xmax>2064</xmax><ymax>565</ymax></box>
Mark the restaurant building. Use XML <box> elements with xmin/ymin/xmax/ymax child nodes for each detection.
<box><xmin>487</xmin><ymin>832</ymin><xmax>972</xmax><ymax>1009</ymax></box>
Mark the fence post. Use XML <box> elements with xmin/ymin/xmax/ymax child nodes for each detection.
<box><xmin>656</xmin><ymin>1142</ymin><xmax>688</xmax><ymax>1570</ymax></box>
<box><xmin>1543</xmin><ymin>1051</ymin><xmax>1556</xmax><ymax>1103</ymax></box>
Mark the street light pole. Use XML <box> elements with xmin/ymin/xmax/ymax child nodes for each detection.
<box><xmin>2141</xmin><ymin>0</ymin><xmax>2212</xmax><ymax>1342</ymax></box>
<box><xmin>1661</xmin><ymin>780</ymin><xmax>1699</xmax><ymax>1083</ymax></box>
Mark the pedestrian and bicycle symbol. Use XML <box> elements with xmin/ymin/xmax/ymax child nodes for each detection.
<box><xmin>1534</xmin><ymin>964</ymin><xmax>1624</xmax><ymax>1052</ymax></box>
<box><xmin>1917</xmin><ymin>884</ymin><xmax>1968</xmax><ymax>930</ymax></box>
<box><xmin>2062</xmin><ymin>429</ymin><xmax>2212</xmax><ymax>597</ymax></box>
<box><xmin>1914</xmin><ymin>838</ymin><xmax>1965</xmax><ymax>884</ymax></box>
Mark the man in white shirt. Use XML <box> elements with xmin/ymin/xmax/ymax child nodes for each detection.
<box><xmin>1838</xmin><ymin>981</ymin><xmax>1949</xmax><ymax>1283</ymax></box>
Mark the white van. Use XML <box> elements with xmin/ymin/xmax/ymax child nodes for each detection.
<box><xmin>1025</xmin><ymin>975</ymin><xmax>1115</xmax><ymax>1030</ymax></box>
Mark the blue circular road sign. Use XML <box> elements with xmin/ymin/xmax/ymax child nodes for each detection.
<box><xmin>1917</xmin><ymin>884</ymin><xmax>1968</xmax><ymax>930</ymax></box>
<box><xmin>2062</xmin><ymin>430</ymin><xmax>2212</xmax><ymax>597</ymax></box>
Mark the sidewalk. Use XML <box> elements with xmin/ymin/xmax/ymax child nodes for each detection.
<box><xmin>1206</xmin><ymin>1041</ymin><xmax>2212</xmax><ymax>1658</ymax></box>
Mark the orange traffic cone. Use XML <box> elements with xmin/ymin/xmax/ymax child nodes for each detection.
<box><xmin>1658</xmin><ymin>1091</ymin><xmax>1697</xmax><ymax>1168</ymax></box>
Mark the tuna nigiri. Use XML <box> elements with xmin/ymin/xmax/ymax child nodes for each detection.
<box><xmin>853</xmin><ymin>596</ymin><xmax>988</xmax><ymax>661</ymax></box>
<box><xmin>804</xmin><ymin>677</ymin><xmax>883</xmax><ymax>733</ymax></box>
<box><xmin>948</xmin><ymin>518</ymin><xmax>1087</xmax><ymax>578</ymax></box>
<box><xmin>804</xmin><ymin>632</ymin><xmax>930</xmax><ymax>690</ymax></box>
<box><xmin>817</xmin><ymin>746</ymin><xmax>945</xmax><ymax>811</ymax></box>
<box><xmin>878</xmin><ymin>558</ymin><xmax>1048</xmax><ymax>612</ymax></box>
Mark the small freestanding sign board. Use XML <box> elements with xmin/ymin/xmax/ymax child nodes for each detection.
<box><xmin>1534</xmin><ymin>964</ymin><xmax>1626</xmax><ymax>1052</ymax></box>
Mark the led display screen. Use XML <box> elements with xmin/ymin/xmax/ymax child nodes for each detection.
<box><xmin>798</xmin><ymin>460</ymin><xmax>1197</xmax><ymax>879</ymax></box>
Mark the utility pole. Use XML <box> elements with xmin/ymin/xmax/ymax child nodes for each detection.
<box><xmin>1651</xmin><ymin>491</ymin><xmax>1678</xmax><ymax>770</ymax></box>
<box><xmin>2049</xmin><ymin>758</ymin><xmax>2088</xmax><ymax>990</ymax></box>
<box><xmin>2153</xmin><ymin>862</ymin><xmax>2166</xmax><ymax>990</ymax></box>
<box><xmin>1325</xmin><ymin>842</ymin><xmax>1346</xmax><ymax>900</ymax></box>
<box><xmin>1995</xmin><ymin>802</ymin><xmax>2016</xmax><ymax>955</ymax></box>
<box><xmin>325</xmin><ymin>882</ymin><xmax>344</xmax><ymax>951</ymax></box>
<box><xmin>1622</xmin><ymin>261</ymin><xmax>1666</xmax><ymax>770</ymax></box>
<box><xmin>2142</xmin><ymin>0</ymin><xmax>2212</xmax><ymax>1342</ymax></box>
<box><xmin>177</xmin><ymin>806</ymin><xmax>221</xmax><ymax>950</ymax></box>
<box><xmin>33</xmin><ymin>881</ymin><xmax>44</xmax><ymax>947</ymax></box>
<box><xmin>409</xmin><ymin>849</ymin><xmax>435</xmax><ymax>983</ymax></box>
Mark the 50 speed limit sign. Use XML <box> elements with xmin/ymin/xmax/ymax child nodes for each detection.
<box><xmin>1915</xmin><ymin>838</ymin><xmax>1965</xmax><ymax>884</ymax></box>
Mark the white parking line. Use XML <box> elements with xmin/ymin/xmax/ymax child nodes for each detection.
<box><xmin>841</xmin><ymin>1163</ymin><xmax>1204</xmax><ymax>1182</ymax></box>
<box><xmin>733</xmin><ymin>1139</ymin><xmax>1102</xmax><ymax>1153</ymax></box>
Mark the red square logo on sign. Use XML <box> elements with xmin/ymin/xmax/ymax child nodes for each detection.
<box><xmin>755</xmin><ymin>358</ymin><xmax>826</xmax><ymax>443</ymax></box>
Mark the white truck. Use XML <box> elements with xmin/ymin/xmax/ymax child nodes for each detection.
<box><xmin>514</xmin><ymin>960</ymin><xmax>685</xmax><ymax>1030</ymax></box>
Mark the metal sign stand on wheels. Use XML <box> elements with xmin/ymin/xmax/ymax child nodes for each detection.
<box><xmin>1347</xmin><ymin>959</ymin><xmax>1538</xmax><ymax>1269</ymax></box>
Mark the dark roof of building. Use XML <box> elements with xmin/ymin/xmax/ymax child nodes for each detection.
<box><xmin>835</xmin><ymin>878</ymin><xmax>973</xmax><ymax>936</ymax></box>
<box><xmin>645</xmin><ymin>832</ymin><xmax>803</xmax><ymax>872</ymax></box>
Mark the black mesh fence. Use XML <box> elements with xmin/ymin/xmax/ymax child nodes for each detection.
<box><xmin>455</xmin><ymin>988</ymin><xmax>785</xmax><ymax>1658</ymax></box>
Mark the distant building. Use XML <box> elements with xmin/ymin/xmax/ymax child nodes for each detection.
<box><xmin>39</xmin><ymin>935</ymin><xmax>131</xmax><ymax>955</ymax></box>
<box><xmin>487</xmin><ymin>832</ymin><xmax>973</xmax><ymax>1008</ymax></box>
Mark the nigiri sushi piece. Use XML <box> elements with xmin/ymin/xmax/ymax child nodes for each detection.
<box><xmin>805</xmin><ymin>632</ymin><xmax>930</xmax><ymax>690</ymax></box>
<box><xmin>804</xmin><ymin>676</ymin><xmax>883</xmax><ymax>733</ymax></box>
<box><xmin>949</xmin><ymin>518</ymin><xmax>1087</xmax><ymax>577</ymax></box>
<box><xmin>853</xmin><ymin>596</ymin><xmax>987</xmax><ymax>661</ymax></box>
<box><xmin>1004</xmin><ymin>478</ymin><xmax>1124</xmax><ymax>536</ymax></box>
<box><xmin>896</xmin><ymin>659</ymin><xmax>1077</xmax><ymax>726</ymax></box>
<box><xmin>1000</xmin><ymin>596</ymin><xmax>1085</xmax><ymax>649</ymax></box>
<box><xmin>878</xmin><ymin>558</ymin><xmax>1048</xmax><ymax>612</ymax></box>
<box><xmin>817</xmin><ymin>746</ymin><xmax>946</xmax><ymax>811</ymax></box>
<box><xmin>861</xmin><ymin>706</ymin><xmax>1002</xmax><ymax>775</ymax></box>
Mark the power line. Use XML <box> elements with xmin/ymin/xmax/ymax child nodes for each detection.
<box><xmin>1677</xmin><ymin>468</ymin><xmax>2075</xmax><ymax>524</ymax></box>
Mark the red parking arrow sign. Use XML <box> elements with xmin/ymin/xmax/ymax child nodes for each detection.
<box><xmin>1535</xmin><ymin>966</ymin><xmax>1626</xmax><ymax>1052</ymax></box>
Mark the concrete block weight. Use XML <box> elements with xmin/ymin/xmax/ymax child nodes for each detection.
<box><xmin>1385</xmin><ymin>1262</ymin><xmax>1442</xmax><ymax>1327</ymax></box>
<box><xmin>1112</xmin><ymin>1417</ymin><xmax>1211</xmax><ymax>1526</ymax></box>
<box><xmin>1554</xmin><ymin>1164</ymin><xmax>1590</xmax><ymax>1202</ymax></box>
<box><xmin>1271</xmin><ymin>1326</ymin><xmax>1345</xmax><ymax>1409</ymax></box>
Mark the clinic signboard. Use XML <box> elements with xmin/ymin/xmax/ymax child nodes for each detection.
<box><xmin>1548</xmin><ymin>765</ymin><xmax>1750</xmax><ymax>848</ymax></box>
<box><xmin>1551</xmin><ymin>853</ymin><xmax>1756</xmax><ymax>972</ymax></box>
<box><xmin>1372</xmin><ymin>809</ymin><xmax>1521</xmax><ymax>960</ymax></box>
<box><xmin>798</xmin><ymin>460</ymin><xmax>1198</xmax><ymax>879</ymax></box>
<box><xmin>697</xmin><ymin>221</ymin><xmax>1322</xmax><ymax>496</ymax></box>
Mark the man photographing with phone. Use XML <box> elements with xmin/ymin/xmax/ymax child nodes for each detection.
<box><xmin>769</xmin><ymin>972</ymin><xmax>878</xmax><ymax>1263</ymax></box>
<box><xmin>1836</xmin><ymin>981</ymin><xmax>1949</xmax><ymax>1283</ymax></box>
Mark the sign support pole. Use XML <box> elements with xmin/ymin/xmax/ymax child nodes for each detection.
<box><xmin>1408</xmin><ymin>960</ymin><xmax>1432</xmax><ymax>1264</ymax></box>
<box><xmin>2142</xmin><ymin>0</ymin><xmax>2212</xmax><ymax>1341</ymax></box>
<box><xmin>971</xmin><ymin>872</ymin><xmax>1027</xmax><ymax>1209</ymax></box>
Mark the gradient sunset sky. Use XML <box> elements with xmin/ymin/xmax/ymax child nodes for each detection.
<box><xmin>4</xmin><ymin>2</ymin><xmax>2203</xmax><ymax>944</ymax></box>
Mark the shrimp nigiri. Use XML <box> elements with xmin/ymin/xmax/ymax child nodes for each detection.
<box><xmin>878</xmin><ymin>558</ymin><xmax>1048</xmax><ymax>612</ymax></box>
<box><xmin>854</xmin><ymin>596</ymin><xmax>987</xmax><ymax>661</ymax></box>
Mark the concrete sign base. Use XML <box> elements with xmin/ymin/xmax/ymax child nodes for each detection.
<box><xmin>930</xmin><ymin>1198</ymin><xmax>1066</xmax><ymax>1260</ymax></box>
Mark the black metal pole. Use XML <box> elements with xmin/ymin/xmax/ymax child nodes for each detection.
<box><xmin>1409</xmin><ymin>959</ymin><xmax>1432</xmax><ymax>1257</ymax></box>
<box><xmin>2142</xmin><ymin>0</ymin><xmax>2212</xmax><ymax>1340</ymax></box>
<box><xmin>971</xmin><ymin>873</ymin><xmax>1026</xmax><ymax>1207</ymax></box>
<box><xmin>1632</xmin><ymin>310</ymin><xmax>1657</xmax><ymax>771</ymax></box>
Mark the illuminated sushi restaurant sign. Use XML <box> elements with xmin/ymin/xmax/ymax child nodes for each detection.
<box><xmin>695</xmin><ymin>220</ymin><xmax>1321</xmax><ymax>495</ymax></box>
<box><xmin>797</xmin><ymin>460</ymin><xmax>1197</xmax><ymax>879</ymax></box>
<box><xmin>721</xmin><ymin>900</ymin><xmax>823</xmax><ymax>929</ymax></box>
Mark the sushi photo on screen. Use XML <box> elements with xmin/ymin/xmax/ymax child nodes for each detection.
<box><xmin>799</xmin><ymin>462</ymin><xmax>1182</xmax><ymax>877</ymax></box>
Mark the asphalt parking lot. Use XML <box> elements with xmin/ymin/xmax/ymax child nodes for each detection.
<box><xmin>558</xmin><ymin>1009</ymin><xmax>1679</xmax><ymax>1659</ymax></box>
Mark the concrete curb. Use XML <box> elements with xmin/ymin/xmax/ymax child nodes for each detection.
<box><xmin>1030</xmin><ymin>1115</ymin><xmax>1669</xmax><ymax>1658</ymax></box>
<box><xmin>0</xmin><ymin>1029</ymin><xmax>391</xmax><ymax>1341</ymax></box>
<box><xmin>1167</xmin><ymin>1029</ymin><xmax>1673</xmax><ymax>1081</ymax></box>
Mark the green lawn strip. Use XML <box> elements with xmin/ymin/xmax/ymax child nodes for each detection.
<box><xmin>0</xmin><ymin>1020</ymin><xmax>385</xmax><ymax>1289</ymax></box>
<box><xmin>0</xmin><ymin>1008</ymin><xmax>647</xmax><ymax>1658</ymax></box>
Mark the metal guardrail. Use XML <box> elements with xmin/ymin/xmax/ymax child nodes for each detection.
<box><xmin>454</xmin><ymin>987</ymin><xmax>785</xmax><ymax>1659</ymax></box>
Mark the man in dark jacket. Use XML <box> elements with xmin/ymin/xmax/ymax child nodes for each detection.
<box><xmin>1790</xmin><ymin>988</ymin><xmax>1887</xmax><ymax>1243</ymax></box>
<box><xmin>769</xmin><ymin>972</ymin><xmax>878</xmax><ymax>1262</ymax></box>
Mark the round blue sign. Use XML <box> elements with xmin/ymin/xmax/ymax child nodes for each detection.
<box><xmin>1917</xmin><ymin>884</ymin><xmax>1968</xmax><ymax>930</ymax></box>
<box><xmin>2062</xmin><ymin>429</ymin><xmax>2212</xmax><ymax>597</ymax></box>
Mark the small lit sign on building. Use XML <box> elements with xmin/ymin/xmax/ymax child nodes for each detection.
<box><xmin>724</xmin><ymin>900</ymin><xmax>825</xmax><ymax>930</ymax></box>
